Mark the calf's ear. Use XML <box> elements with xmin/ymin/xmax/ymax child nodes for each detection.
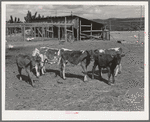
<box><xmin>111</xmin><ymin>55</ymin><xmax>114</xmax><ymax>58</ymax></box>
<box><xmin>94</xmin><ymin>49</ymin><xmax>99</xmax><ymax>55</ymax></box>
<box><xmin>121</xmin><ymin>54</ymin><xmax>125</xmax><ymax>57</ymax></box>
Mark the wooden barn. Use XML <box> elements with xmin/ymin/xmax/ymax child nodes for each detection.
<box><xmin>6</xmin><ymin>15</ymin><xmax>110</xmax><ymax>42</ymax></box>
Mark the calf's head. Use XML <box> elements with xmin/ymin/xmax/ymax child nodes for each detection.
<box><xmin>47</xmin><ymin>49</ymin><xmax>60</xmax><ymax>63</ymax></box>
<box><xmin>31</xmin><ymin>55</ymin><xmax>42</xmax><ymax>77</ymax></box>
<box><xmin>32</xmin><ymin>48</ymin><xmax>40</xmax><ymax>57</ymax></box>
<box><xmin>84</xmin><ymin>50</ymin><xmax>96</xmax><ymax>61</ymax></box>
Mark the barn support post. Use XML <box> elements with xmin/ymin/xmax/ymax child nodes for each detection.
<box><xmin>52</xmin><ymin>26</ymin><xmax>54</xmax><ymax>38</ymax></box>
<box><xmin>45</xmin><ymin>26</ymin><xmax>47</xmax><ymax>38</ymax></box>
<box><xmin>109</xmin><ymin>31</ymin><xmax>110</xmax><ymax>40</ymax></box>
<box><xmin>34</xmin><ymin>26</ymin><xmax>36</xmax><ymax>37</ymax></box>
<box><xmin>58</xmin><ymin>26</ymin><xmax>60</xmax><ymax>40</ymax></box>
<box><xmin>38</xmin><ymin>27</ymin><xmax>40</xmax><ymax>37</ymax></box>
<box><xmin>109</xmin><ymin>20</ymin><xmax>111</xmax><ymax>31</ymax></box>
<box><xmin>65</xmin><ymin>17</ymin><xmax>67</xmax><ymax>42</ymax></box>
<box><xmin>72</xmin><ymin>25</ymin><xmax>74</xmax><ymax>41</ymax></box>
<box><xmin>30</xmin><ymin>26</ymin><xmax>32</xmax><ymax>37</ymax></box>
<box><xmin>80</xmin><ymin>19</ymin><xmax>81</xmax><ymax>41</ymax></box>
<box><xmin>23</xmin><ymin>24</ymin><xmax>25</xmax><ymax>46</ymax></box>
<box><xmin>77</xmin><ymin>18</ymin><xmax>79</xmax><ymax>41</ymax></box>
<box><xmin>91</xmin><ymin>22</ymin><xmax>92</xmax><ymax>39</ymax></box>
<box><xmin>42</xmin><ymin>25</ymin><xmax>44</xmax><ymax>43</ymax></box>
<box><xmin>47</xmin><ymin>26</ymin><xmax>49</xmax><ymax>38</ymax></box>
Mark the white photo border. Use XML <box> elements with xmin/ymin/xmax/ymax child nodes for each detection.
<box><xmin>2</xmin><ymin>1</ymin><xmax>149</xmax><ymax>120</ymax></box>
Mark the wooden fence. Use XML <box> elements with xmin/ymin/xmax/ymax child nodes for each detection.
<box><xmin>6</xmin><ymin>22</ymin><xmax>74</xmax><ymax>42</ymax></box>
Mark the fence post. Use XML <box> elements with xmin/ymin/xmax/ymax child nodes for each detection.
<box><xmin>34</xmin><ymin>26</ymin><xmax>36</xmax><ymax>38</ymax></box>
<box><xmin>42</xmin><ymin>25</ymin><xmax>44</xmax><ymax>43</ymax></box>
<box><xmin>72</xmin><ymin>25</ymin><xmax>74</xmax><ymax>41</ymax></box>
<box><xmin>80</xmin><ymin>19</ymin><xmax>81</xmax><ymax>41</ymax></box>
<box><xmin>23</xmin><ymin>24</ymin><xmax>25</xmax><ymax>46</ymax></box>
<box><xmin>52</xmin><ymin>25</ymin><xmax>54</xmax><ymax>39</ymax></box>
<box><xmin>91</xmin><ymin>22</ymin><xmax>92</xmax><ymax>39</ymax></box>
<box><xmin>58</xmin><ymin>26</ymin><xmax>60</xmax><ymax>40</ymax></box>
<box><xmin>65</xmin><ymin>17</ymin><xmax>67</xmax><ymax>42</ymax></box>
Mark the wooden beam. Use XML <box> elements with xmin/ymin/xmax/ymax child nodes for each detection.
<box><xmin>58</xmin><ymin>26</ymin><xmax>60</xmax><ymax>40</ymax></box>
<box><xmin>34</xmin><ymin>26</ymin><xmax>36</xmax><ymax>37</ymax></box>
<box><xmin>91</xmin><ymin>23</ymin><xmax>92</xmax><ymax>39</ymax></box>
<box><xmin>48</xmin><ymin>26</ymin><xmax>50</xmax><ymax>38</ymax></box>
<box><xmin>82</xmin><ymin>30</ymin><xmax>103</xmax><ymax>32</ymax></box>
<box><xmin>80</xmin><ymin>36</ymin><xmax>87</xmax><ymax>38</ymax></box>
<box><xmin>6</xmin><ymin>23</ymin><xmax>73</xmax><ymax>27</ymax></box>
<box><xmin>77</xmin><ymin>18</ymin><xmax>79</xmax><ymax>41</ymax></box>
<box><xmin>80</xmin><ymin>33</ymin><xmax>101</xmax><ymax>39</ymax></box>
<box><xmin>52</xmin><ymin>26</ymin><xmax>54</xmax><ymax>38</ymax></box>
<box><xmin>46</xmin><ymin>29</ymin><xmax>53</xmax><ymax>33</ymax></box>
<box><xmin>66</xmin><ymin>29</ymin><xmax>73</xmax><ymax>33</ymax></box>
<box><xmin>23</xmin><ymin>25</ymin><xmax>25</xmax><ymax>45</ymax></box>
<box><xmin>81</xmin><ymin>25</ymin><xmax>91</xmax><ymax>27</ymax></box>
<box><xmin>42</xmin><ymin>26</ymin><xmax>44</xmax><ymax>42</ymax></box>
<box><xmin>65</xmin><ymin>17</ymin><xmax>67</xmax><ymax>42</ymax></box>
<box><xmin>80</xmin><ymin>19</ymin><xmax>81</xmax><ymax>41</ymax></box>
<box><xmin>72</xmin><ymin>25</ymin><xmax>74</xmax><ymax>41</ymax></box>
<box><xmin>37</xmin><ymin>28</ymin><xmax>42</xmax><ymax>37</ymax></box>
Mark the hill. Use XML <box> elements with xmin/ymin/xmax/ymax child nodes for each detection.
<box><xmin>93</xmin><ymin>17</ymin><xmax>144</xmax><ymax>31</ymax></box>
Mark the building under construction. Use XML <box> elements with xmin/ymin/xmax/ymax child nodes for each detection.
<box><xmin>6</xmin><ymin>15</ymin><xmax>110</xmax><ymax>41</ymax></box>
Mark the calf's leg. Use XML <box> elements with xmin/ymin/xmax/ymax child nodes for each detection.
<box><xmin>92</xmin><ymin>61</ymin><xmax>97</xmax><ymax>79</ymax></box>
<box><xmin>115</xmin><ymin>65</ymin><xmax>119</xmax><ymax>77</ymax></box>
<box><xmin>98</xmin><ymin>64</ymin><xmax>102</xmax><ymax>80</ymax></box>
<box><xmin>111</xmin><ymin>68</ymin><xmax>115</xmax><ymax>85</ymax></box>
<box><xmin>40</xmin><ymin>62</ymin><xmax>45</xmax><ymax>75</ymax></box>
<box><xmin>81</xmin><ymin>62</ymin><xmax>88</xmax><ymax>82</ymax></box>
<box><xmin>118</xmin><ymin>63</ymin><xmax>122</xmax><ymax>74</ymax></box>
<box><xmin>35</xmin><ymin>64</ymin><xmax>40</xmax><ymax>78</ymax></box>
<box><xmin>62</xmin><ymin>63</ymin><xmax>66</xmax><ymax>80</ymax></box>
<box><xmin>25</xmin><ymin>68</ymin><xmax>34</xmax><ymax>87</ymax></box>
<box><xmin>107</xmin><ymin>67</ymin><xmax>111</xmax><ymax>85</ymax></box>
<box><xmin>18</xmin><ymin>67</ymin><xmax>22</xmax><ymax>81</ymax></box>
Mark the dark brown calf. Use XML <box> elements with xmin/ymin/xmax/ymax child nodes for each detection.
<box><xmin>92</xmin><ymin>49</ymin><xmax>125</xmax><ymax>85</ymax></box>
<box><xmin>59</xmin><ymin>48</ymin><xmax>93</xmax><ymax>82</ymax></box>
<box><xmin>16</xmin><ymin>54</ymin><xmax>41</xmax><ymax>87</ymax></box>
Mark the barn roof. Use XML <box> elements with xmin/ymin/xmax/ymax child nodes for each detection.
<box><xmin>32</xmin><ymin>15</ymin><xmax>105</xmax><ymax>26</ymax></box>
<box><xmin>73</xmin><ymin>15</ymin><xmax>105</xmax><ymax>26</ymax></box>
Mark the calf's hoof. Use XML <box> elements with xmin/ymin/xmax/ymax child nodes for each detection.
<box><xmin>19</xmin><ymin>77</ymin><xmax>22</xmax><ymax>81</ymax></box>
<box><xmin>111</xmin><ymin>83</ymin><xmax>115</xmax><ymax>86</ymax></box>
<box><xmin>84</xmin><ymin>79</ymin><xmax>88</xmax><ymax>82</ymax></box>
<box><xmin>118</xmin><ymin>71</ymin><xmax>121</xmax><ymax>74</ymax></box>
<box><xmin>63</xmin><ymin>77</ymin><xmax>66</xmax><ymax>80</ymax></box>
<box><xmin>107</xmin><ymin>82</ymin><xmax>111</xmax><ymax>85</ymax></box>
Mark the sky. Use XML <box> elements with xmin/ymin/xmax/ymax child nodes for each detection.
<box><xmin>6</xmin><ymin>4</ymin><xmax>145</xmax><ymax>22</ymax></box>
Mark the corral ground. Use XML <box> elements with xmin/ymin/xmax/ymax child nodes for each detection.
<box><xmin>5</xmin><ymin>31</ymin><xmax>144</xmax><ymax>111</ymax></box>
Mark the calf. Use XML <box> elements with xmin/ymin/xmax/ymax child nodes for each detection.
<box><xmin>92</xmin><ymin>49</ymin><xmax>125</xmax><ymax>85</ymax></box>
<box><xmin>16</xmin><ymin>54</ymin><xmax>41</xmax><ymax>87</ymax></box>
<box><xmin>59</xmin><ymin>48</ymin><xmax>94</xmax><ymax>82</ymax></box>
<box><xmin>98</xmin><ymin>47</ymin><xmax>123</xmax><ymax>76</ymax></box>
<box><xmin>32</xmin><ymin>47</ymin><xmax>61</xmax><ymax>75</ymax></box>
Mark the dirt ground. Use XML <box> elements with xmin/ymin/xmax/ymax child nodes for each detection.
<box><xmin>5</xmin><ymin>32</ymin><xmax>144</xmax><ymax>111</ymax></box>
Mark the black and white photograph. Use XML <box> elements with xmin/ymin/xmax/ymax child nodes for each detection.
<box><xmin>2</xmin><ymin>1</ymin><xmax>149</xmax><ymax>120</ymax></box>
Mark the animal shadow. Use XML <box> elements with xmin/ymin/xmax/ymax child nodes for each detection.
<box><xmin>16</xmin><ymin>74</ymin><xmax>32</xmax><ymax>85</ymax></box>
<box><xmin>46</xmin><ymin>69</ymin><xmax>84</xmax><ymax>81</ymax></box>
<box><xmin>87</xmin><ymin>70</ymin><xmax>110</xmax><ymax>85</ymax></box>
